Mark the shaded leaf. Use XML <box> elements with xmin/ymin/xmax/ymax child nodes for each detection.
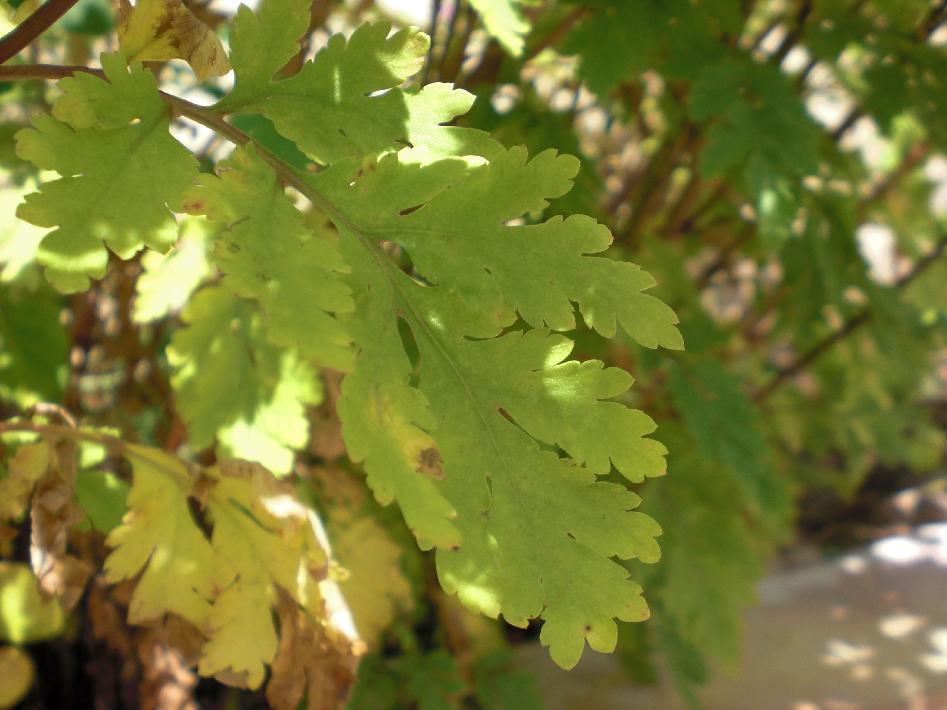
<box><xmin>15</xmin><ymin>53</ymin><xmax>198</xmax><ymax>292</ymax></box>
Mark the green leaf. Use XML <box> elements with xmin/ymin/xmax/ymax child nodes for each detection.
<box><xmin>472</xmin><ymin>650</ymin><xmax>542</xmax><ymax>710</ymax></box>
<box><xmin>347</xmin><ymin>650</ymin><xmax>466</xmax><ymax>710</ymax></box>
<box><xmin>468</xmin><ymin>0</ymin><xmax>530</xmax><ymax>55</ymax></box>
<box><xmin>0</xmin><ymin>562</ymin><xmax>65</xmax><ymax>644</ymax></box>
<box><xmin>182</xmin><ymin>145</ymin><xmax>354</xmax><ymax>369</ymax></box>
<box><xmin>228</xmin><ymin>114</ymin><xmax>312</xmax><ymax>170</ymax></box>
<box><xmin>667</xmin><ymin>360</ymin><xmax>789</xmax><ymax>522</ymax></box>
<box><xmin>0</xmin><ymin>285</ymin><xmax>68</xmax><ymax>402</ymax></box>
<box><xmin>168</xmin><ymin>286</ymin><xmax>321</xmax><ymax>473</ymax></box>
<box><xmin>0</xmin><ymin>178</ymin><xmax>47</xmax><ymax>283</ymax></box>
<box><xmin>14</xmin><ymin>53</ymin><xmax>198</xmax><ymax>292</ymax></box>
<box><xmin>319</xmin><ymin>148</ymin><xmax>683</xmax><ymax>348</ymax></box>
<box><xmin>132</xmin><ymin>216</ymin><xmax>212</xmax><ymax>323</ymax></box>
<box><xmin>59</xmin><ymin>0</ymin><xmax>113</xmax><ymax>35</ymax></box>
<box><xmin>75</xmin><ymin>470</ymin><xmax>129</xmax><ymax>534</ymax></box>
<box><xmin>221</xmin><ymin>10</ymin><xmax>495</xmax><ymax>163</ymax></box>
<box><xmin>690</xmin><ymin>57</ymin><xmax>819</xmax><ymax>183</ymax></box>
<box><xmin>314</xmin><ymin>146</ymin><xmax>679</xmax><ymax>669</ymax></box>
<box><xmin>403</xmin><ymin>650</ymin><xmax>466</xmax><ymax>710</ymax></box>
<box><xmin>464</xmin><ymin>83</ymin><xmax>604</xmax><ymax>219</ymax></box>
<box><xmin>336</xmin><ymin>235</ymin><xmax>462</xmax><ymax>552</ymax></box>
<box><xmin>631</xmin><ymin>430</ymin><xmax>767</xmax><ymax>688</ymax></box>
<box><xmin>563</xmin><ymin>0</ymin><xmax>738</xmax><ymax>96</ymax></box>
<box><xmin>217</xmin><ymin>350</ymin><xmax>322</xmax><ymax>474</ymax></box>
<box><xmin>779</xmin><ymin>196</ymin><xmax>865</xmax><ymax>332</ymax></box>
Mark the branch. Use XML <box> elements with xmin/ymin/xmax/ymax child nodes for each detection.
<box><xmin>0</xmin><ymin>0</ymin><xmax>80</xmax><ymax>64</ymax></box>
<box><xmin>0</xmin><ymin>63</ymin><xmax>369</xmax><ymax>249</ymax></box>
<box><xmin>856</xmin><ymin>141</ymin><xmax>931</xmax><ymax>219</ymax></box>
<box><xmin>694</xmin><ymin>222</ymin><xmax>753</xmax><ymax>289</ymax></box>
<box><xmin>771</xmin><ymin>0</ymin><xmax>812</xmax><ymax>64</ymax></box>
<box><xmin>523</xmin><ymin>6</ymin><xmax>586</xmax><ymax>61</ymax></box>
<box><xmin>754</xmin><ymin>234</ymin><xmax>947</xmax><ymax>402</ymax></box>
<box><xmin>0</xmin><ymin>419</ymin><xmax>122</xmax><ymax>450</ymax></box>
<box><xmin>0</xmin><ymin>63</ymin><xmax>253</xmax><ymax>148</ymax></box>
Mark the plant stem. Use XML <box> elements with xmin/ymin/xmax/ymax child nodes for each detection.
<box><xmin>523</xmin><ymin>6</ymin><xmax>586</xmax><ymax>61</ymax></box>
<box><xmin>0</xmin><ymin>0</ymin><xmax>80</xmax><ymax>64</ymax></box>
<box><xmin>0</xmin><ymin>63</ymin><xmax>253</xmax><ymax>146</ymax></box>
<box><xmin>0</xmin><ymin>419</ymin><xmax>121</xmax><ymax>448</ymax></box>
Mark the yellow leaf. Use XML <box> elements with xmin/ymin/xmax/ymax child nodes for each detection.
<box><xmin>117</xmin><ymin>0</ymin><xmax>230</xmax><ymax>81</ymax></box>
<box><xmin>4</xmin><ymin>431</ymin><xmax>363</xmax><ymax>697</ymax></box>
<box><xmin>0</xmin><ymin>562</ymin><xmax>64</xmax><ymax>644</ymax></box>
<box><xmin>0</xmin><ymin>442</ymin><xmax>48</xmax><ymax>521</ymax></box>
<box><xmin>104</xmin><ymin>444</ymin><xmax>224</xmax><ymax>628</ymax></box>
<box><xmin>198</xmin><ymin>579</ymin><xmax>275</xmax><ymax>689</ymax></box>
<box><xmin>311</xmin><ymin>466</ymin><xmax>414</xmax><ymax>650</ymax></box>
<box><xmin>0</xmin><ymin>646</ymin><xmax>33</xmax><ymax>709</ymax></box>
<box><xmin>331</xmin><ymin>514</ymin><xmax>413</xmax><ymax>650</ymax></box>
<box><xmin>199</xmin><ymin>460</ymin><xmax>336</xmax><ymax>688</ymax></box>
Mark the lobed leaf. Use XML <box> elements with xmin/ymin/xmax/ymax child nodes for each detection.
<box><xmin>168</xmin><ymin>286</ymin><xmax>321</xmax><ymax>473</ymax></box>
<box><xmin>313</xmin><ymin>146</ymin><xmax>678</xmax><ymax>668</ymax></box>
<box><xmin>15</xmin><ymin>54</ymin><xmax>198</xmax><ymax>292</ymax></box>
<box><xmin>468</xmin><ymin>0</ymin><xmax>531</xmax><ymax>55</ymax></box>
<box><xmin>181</xmin><ymin>146</ymin><xmax>354</xmax><ymax>369</ymax></box>
<box><xmin>132</xmin><ymin>217</ymin><xmax>212</xmax><ymax>324</ymax></box>
<box><xmin>221</xmin><ymin>6</ymin><xmax>496</xmax><ymax>163</ymax></box>
<box><xmin>317</xmin><ymin>148</ymin><xmax>683</xmax><ymax>348</ymax></box>
<box><xmin>103</xmin><ymin>442</ymin><xmax>363</xmax><ymax>692</ymax></box>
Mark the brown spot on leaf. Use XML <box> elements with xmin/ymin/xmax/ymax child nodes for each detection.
<box><xmin>417</xmin><ymin>447</ymin><xmax>444</xmax><ymax>479</ymax></box>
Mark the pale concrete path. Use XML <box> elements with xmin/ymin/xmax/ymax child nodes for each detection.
<box><xmin>517</xmin><ymin>524</ymin><xmax>947</xmax><ymax>709</ymax></box>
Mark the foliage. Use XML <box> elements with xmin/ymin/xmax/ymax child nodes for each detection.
<box><xmin>0</xmin><ymin>0</ymin><xmax>945</xmax><ymax>707</ymax></box>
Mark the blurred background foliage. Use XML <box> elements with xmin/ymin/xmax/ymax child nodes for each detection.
<box><xmin>0</xmin><ymin>0</ymin><xmax>945</xmax><ymax>707</ymax></box>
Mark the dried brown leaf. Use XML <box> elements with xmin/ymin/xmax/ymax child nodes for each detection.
<box><xmin>29</xmin><ymin>437</ymin><xmax>91</xmax><ymax>610</ymax></box>
<box><xmin>266</xmin><ymin>589</ymin><xmax>364</xmax><ymax>710</ymax></box>
<box><xmin>138</xmin><ymin>624</ymin><xmax>199</xmax><ymax>710</ymax></box>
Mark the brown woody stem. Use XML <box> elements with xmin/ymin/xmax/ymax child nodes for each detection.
<box><xmin>0</xmin><ymin>0</ymin><xmax>80</xmax><ymax>64</ymax></box>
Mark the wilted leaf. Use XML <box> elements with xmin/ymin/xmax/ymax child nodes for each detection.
<box><xmin>28</xmin><ymin>437</ymin><xmax>92</xmax><ymax>610</ymax></box>
<box><xmin>266</xmin><ymin>590</ymin><xmax>363</xmax><ymax>710</ymax></box>
<box><xmin>99</xmin><ymin>440</ymin><xmax>363</xmax><ymax>691</ymax></box>
<box><xmin>117</xmin><ymin>0</ymin><xmax>230</xmax><ymax>80</ymax></box>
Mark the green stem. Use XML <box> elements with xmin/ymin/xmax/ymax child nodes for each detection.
<box><xmin>0</xmin><ymin>420</ymin><xmax>121</xmax><ymax>449</ymax></box>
